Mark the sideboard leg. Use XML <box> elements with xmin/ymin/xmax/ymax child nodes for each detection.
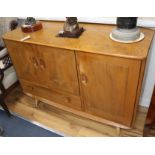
<box><xmin>35</xmin><ymin>97</ymin><xmax>39</xmax><ymax>108</ymax></box>
<box><xmin>116</xmin><ymin>127</ymin><xmax>121</xmax><ymax>136</ymax></box>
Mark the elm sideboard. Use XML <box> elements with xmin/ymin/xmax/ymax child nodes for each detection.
<box><xmin>3</xmin><ymin>21</ymin><xmax>154</xmax><ymax>129</ymax></box>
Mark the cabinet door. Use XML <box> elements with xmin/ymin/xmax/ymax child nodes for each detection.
<box><xmin>4</xmin><ymin>40</ymin><xmax>39</xmax><ymax>84</ymax></box>
<box><xmin>34</xmin><ymin>45</ymin><xmax>79</xmax><ymax>95</ymax></box>
<box><xmin>77</xmin><ymin>52</ymin><xmax>141</xmax><ymax>126</ymax></box>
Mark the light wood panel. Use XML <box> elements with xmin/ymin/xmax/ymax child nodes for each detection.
<box><xmin>34</xmin><ymin>45</ymin><xmax>80</xmax><ymax>95</ymax></box>
<box><xmin>131</xmin><ymin>60</ymin><xmax>146</xmax><ymax>126</ymax></box>
<box><xmin>76</xmin><ymin>52</ymin><xmax>141</xmax><ymax>126</ymax></box>
<box><xmin>4</xmin><ymin>40</ymin><xmax>38</xmax><ymax>83</ymax></box>
<box><xmin>5</xmin><ymin>86</ymin><xmax>149</xmax><ymax>137</ymax></box>
<box><xmin>3</xmin><ymin>21</ymin><xmax>154</xmax><ymax>129</ymax></box>
<box><xmin>21</xmin><ymin>80</ymin><xmax>82</xmax><ymax>110</ymax></box>
<box><xmin>3</xmin><ymin>21</ymin><xmax>154</xmax><ymax>59</ymax></box>
<box><xmin>4</xmin><ymin>40</ymin><xmax>80</xmax><ymax>95</ymax></box>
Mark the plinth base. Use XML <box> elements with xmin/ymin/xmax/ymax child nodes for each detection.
<box><xmin>57</xmin><ymin>27</ymin><xmax>85</xmax><ymax>38</ymax></box>
<box><xmin>110</xmin><ymin>28</ymin><xmax>145</xmax><ymax>43</ymax></box>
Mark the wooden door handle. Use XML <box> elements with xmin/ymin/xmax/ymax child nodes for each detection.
<box><xmin>81</xmin><ymin>73</ymin><xmax>88</xmax><ymax>85</ymax></box>
<box><xmin>64</xmin><ymin>96</ymin><xmax>71</xmax><ymax>103</ymax></box>
<box><xmin>53</xmin><ymin>79</ymin><xmax>59</xmax><ymax>85</ymax></box>
<box><xmin>39</xmin><ymin>59</ymin><xmax>46</xmax><ymax>69</ymax></box>
<box><xmin>31</xmin><ymin>57</ymin><xmax>39</xmax><ymax>68</ymax></box>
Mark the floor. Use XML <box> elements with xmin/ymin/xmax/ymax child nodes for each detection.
<box><xmin>0</xmin><ymin>109</ymin><xmax>62</xmax><ymax>137</ymax></box>
<box><xmin>4</xmin><ymin>86</ymin><xmax>151</xmax><ymax>137</ymax></box>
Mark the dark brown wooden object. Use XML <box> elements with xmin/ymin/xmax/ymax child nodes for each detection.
<box><xmin>0</xmin><ymin>47</ymin><xmax>12</xmax><ymax>116</ymax></box>
<box><xmin>143</xmin><ymin>86</ymin><xmax>155</xmax><ymax>136</ymax></box>
<box><xmin>146</xmin><ymin>87</ymin><xmax>155</xmax><ymax>125</ymax></box>
<box><xmin>0</xmin><ymin>19</ymin><xmax>18</xmax><ymax>116</ymax></box>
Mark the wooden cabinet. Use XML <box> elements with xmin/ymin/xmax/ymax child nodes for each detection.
<box><xmin>3</xmin><ymin>21</ymin><xmax>154</xmax><ymax>128</ymax></box>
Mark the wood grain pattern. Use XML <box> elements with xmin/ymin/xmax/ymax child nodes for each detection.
<box><xmin>131</xmin><ymin>60</ymin><xmax>147</xmax><ymax>126</ymax></box>
<box><xmin>4</xmin><ymin>40</ymin><xmax>39</xmax><ymax>84</ymax></box>
<box><xmin>34</xmin><ymin>44</ymin><xmax>80</xmax><ymax>95</ymax></box>
<box><xmin>76</xmin><ymin>52</ymin><xmax>141</xmax><ymax>126</ymax></box>
<box><xmin>22</xmin><ymin>86</ymin><xmax>130</xmax><ymax>129</ymax></box>
<box><xmin>3</xmin><ymin>21</ymin><xmax>154</xmax><ymax>128</ymax></box>
<box><xmin>21</xmin><ymin>80</ymin><xmax>82</xmax><ymax>110</ymax></box>
<box><xmin>5</xmin><ymin>86</ymin><xmax>149</xmax><ymax>136</ymax></box>
<box><xmin>4</xmin><ymin>40</ymin><xmax>79</xmax><ymax>95</ymax></box>
<box><xmin>3</xmin><ymin>21</ymin><xmax>154</xmax><ymax>59</ymax></box>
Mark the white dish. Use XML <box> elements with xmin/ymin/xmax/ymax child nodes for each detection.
<box><xmin>109</xmin><ymin>32</ymin><xmax>145</xmax><ymax>43</ymax></box>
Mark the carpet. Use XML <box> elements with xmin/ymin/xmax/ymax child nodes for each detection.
<box><xmin>0</xmin><ymin>110</ymin><xmax>62</xmax><ymax>137</ymax></box>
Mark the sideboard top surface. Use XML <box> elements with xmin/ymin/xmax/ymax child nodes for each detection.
<box><xmin>3</xmin><ymin>21</ymin><xmax>155</xmax><ymax>59</ymax></box>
